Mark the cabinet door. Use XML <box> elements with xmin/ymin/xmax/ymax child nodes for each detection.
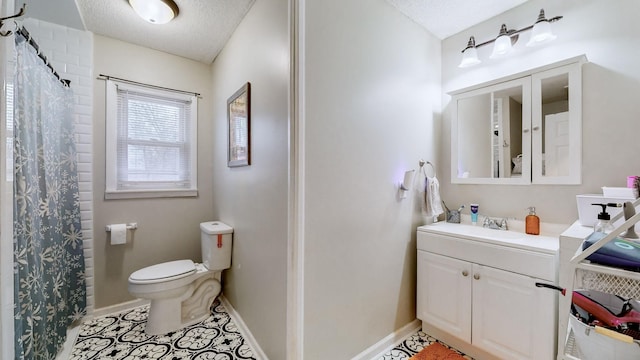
<box><xmin>417</xmin><ymin>251</ymin><xmax>472</xmax><ymax>342</ymax></box>
<box><xmin>472</xmin><ymin>265</ymin><xmax>555</xmax><ymax>360</ymax></box>
<box><xmin>531</xmin><ymin>62</ymin><xmax>582</xmax><ymax>184</ymax></box>
<box><xmin>451</xmin><ymin>77</ymin><xmax>531</xmax><ymax>185</ymax></box>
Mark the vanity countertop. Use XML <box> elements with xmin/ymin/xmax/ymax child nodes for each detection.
<box><xmin>418</xmin><ymin>221</ymin><xmax>560</xmax><ymax>255</ymax></box>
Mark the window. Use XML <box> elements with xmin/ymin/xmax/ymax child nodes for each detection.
<box><xmin>5</xmin><ymin>83</ymin><xmax>13</xmax><ymax>182</ymax></box>
<box><xmin>105</xmin><ymin>79</ymin><xmax>197</xmax><ymax>199</ymax></box>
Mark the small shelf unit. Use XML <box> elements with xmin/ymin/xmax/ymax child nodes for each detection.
<box><xmin>559</xmin><ymin>199</ymin><xmax>640</xmax><ymax>359</ymax></box>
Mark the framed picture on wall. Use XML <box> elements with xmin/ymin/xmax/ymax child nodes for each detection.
<box><xmin>227</xmin><ymin>82</ymin><xmax>251</xmax><ymax>167</ymax></box>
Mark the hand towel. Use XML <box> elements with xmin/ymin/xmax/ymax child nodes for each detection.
<box><xmin>424</xmin><ymin>175</ymin><xmax>444</xmax><ymax>218</ymax></box>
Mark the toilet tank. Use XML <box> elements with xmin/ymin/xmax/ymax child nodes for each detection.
<box><xmin>200</xmin><ymin>221</ymin><xmax>233</xmax><ymax>270</ymax></box>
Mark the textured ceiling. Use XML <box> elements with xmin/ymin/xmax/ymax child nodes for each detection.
<box><xmin>75</xmin><ymin>0</ymin><xmax>255</xmax><ymax>64</ymax></box>
<box><xmin>386</xmin><ymin>0</ymin><xmax>529</xmax><ymax>39</ymax></box>
<box><xmin>16</xmin><ymin>0</ymin><xmax>527</xmax><ymax>64</ymax></box>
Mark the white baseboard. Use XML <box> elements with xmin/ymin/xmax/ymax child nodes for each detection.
<box><xmin>351</xmin><ymin>319</ymin><xmax>421</xmax><ymax>360</ymax></box>
<box><xmin>219</xmin><ymin>295</ymin><xmax>268</xmax><ymax>360</ymax></box>
<box><xmin>91</xmin><ymin>298</ymin><xmax>150</xmax><ymax>319</ymax></box>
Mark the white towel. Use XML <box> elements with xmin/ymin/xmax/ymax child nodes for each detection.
<box><xmin>424</xmin><ymin>175</ymin><xmax>444</xmax><ymax>218</ymax></box>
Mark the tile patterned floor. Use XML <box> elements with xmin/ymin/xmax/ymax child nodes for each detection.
<box><xmin>70</xmin><ymin>299</ymin><xmax>470</xmax><ymax>360</ymax></box>
<box><xmin>375</xmin><ymin>331</ymin><xmax>473</xmax><ymax>360</ymax></box>
<box><xmin>70</xmin><ymin>299</ymin><xmax>256</xmax><ymax>360</ymax></box>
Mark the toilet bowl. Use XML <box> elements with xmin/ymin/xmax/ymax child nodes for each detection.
<box><xmin>127</xmin><ymin>221</ymin><xmax>233</xmax><ymax>335</ymax></box>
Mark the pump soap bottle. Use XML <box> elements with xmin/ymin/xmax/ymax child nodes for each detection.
<box><xmin>592</xmin><ymin>203</ymin><xmax>617</xmax><ymax>234</ymax></box>
<box><xmin>525</xmin><ymin>207</ymin><xmax>540</xmax><ymax>235</ymax></box>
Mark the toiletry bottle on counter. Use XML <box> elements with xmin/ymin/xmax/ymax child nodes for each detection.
<box><xmin>525</xmin><ymin>207</ymin><xmax>540</xmax><ymax>235</ymax></box>
<box><xmin>470</xmin><ymin>203</ymin><xmax>479</xmax><ymax>225</ymax></box>
<box><xmin>592</xmin><ymin>203</ymin><xmax>616</xmax><ymax>234</ymax></box>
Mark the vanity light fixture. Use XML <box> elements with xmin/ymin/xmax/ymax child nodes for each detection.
<box><xmin>526</xmin><ymin>9</ymin><xmax>558</xmax><ymax>46</ymax></box>
<box><xmin>459</xmin><ymin>9</ymin><xmax>562</xmax><ymax>68</ymax></box>
<box><xmin>129</xmin><ymin>0</ymin><xmax>179</xmax><ymax>24</ymax></box>
<box><xmin>459</xmin><ymin>36</ymin><xmax>482</xmax><ymax>68</ymax></box>
<box><xmin>490</xmin><ymin>24</ymin><xmax>515</xmax><ymax>59</ymax></box>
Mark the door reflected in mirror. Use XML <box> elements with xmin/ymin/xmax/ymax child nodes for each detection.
<box><xmin>539</xmin><ymin>73</ymin><xmax>569</xmax><ymax>177</ymax></box>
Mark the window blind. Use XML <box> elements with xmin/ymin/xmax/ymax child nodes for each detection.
<box><xmin>114</xmin><ymin>85</ymin><xmax>194</xmax><ymax>191</ymax></box>
<box><xmin>105</xmin><ymin>78</ymin><xmax>198</xmax><ymax>198</ymax></box>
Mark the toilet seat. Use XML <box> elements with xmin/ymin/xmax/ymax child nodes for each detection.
<box><xmin>129</xmin><ymin>259</ymin><xmax>196</xmax><ymax>284</ymax></box>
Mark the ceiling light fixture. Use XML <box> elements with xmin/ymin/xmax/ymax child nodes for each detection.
<box><xmin>129</xmin><ymin>0</ymin><xmax>179</xmax><ymax>25</ymax></box>
<box><xmin>459</xmin><ymin>9</ymin><xmax>562</xmax><ymax>68</ymax></box>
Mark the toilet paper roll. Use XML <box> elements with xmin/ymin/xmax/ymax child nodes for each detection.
<box><xmin>110</xmin><ymin>223</ymin><xmax>127</xmax><ymax>245</ymax></box>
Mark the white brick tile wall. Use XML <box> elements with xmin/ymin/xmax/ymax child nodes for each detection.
<box><xmin>23</xmin><ymin>19</ymin><xmax>95</xmax><ymax>314</ymax></box>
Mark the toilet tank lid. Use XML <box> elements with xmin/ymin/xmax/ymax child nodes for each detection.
<box><xmin>200</xmin><ymin>221</ymin><xmax>233</xmax><ymax>235</ymax></box>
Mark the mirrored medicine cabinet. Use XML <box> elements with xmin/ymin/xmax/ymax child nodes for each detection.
<box><xmin>450</xmin><ymin>56</ymin><xmax>586</xmax><ymax>185</ymax></box>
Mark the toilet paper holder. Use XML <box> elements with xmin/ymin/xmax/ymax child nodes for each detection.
<box><xmin>105</xmin><ymin>223</ymin><xmax>138</xmax><ymax>232</ymax></box>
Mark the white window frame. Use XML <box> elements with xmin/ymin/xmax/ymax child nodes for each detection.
<box><xmin>105</xmin><ymin>79</ymin><xmax>198</xmax><ymax>199</ymax></box>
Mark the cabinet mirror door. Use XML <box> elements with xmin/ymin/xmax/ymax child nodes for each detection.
<box><xmin>452</xmin><ymin>78</ymin><xmax>531</xmax><ymax>184</ymax></box>
<box><xmin>531</xmin><ymin>63</ymin><xmax>582</xmax><ymax>184</ymax></box>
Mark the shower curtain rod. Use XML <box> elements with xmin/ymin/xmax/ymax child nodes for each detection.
<box><xmin>97</xmin><ymin>74</ymin><xmax>201</xmax><ymax>97</ymax></box>
<box><xmin>0</xmin><ymin>5</ymin><xmax>70</xmax><ymax>87</ymax></box>
<box><xmin>15</xmin><ymin>26</ymin><xmax>71</xmax><ymax>87</ymax></box>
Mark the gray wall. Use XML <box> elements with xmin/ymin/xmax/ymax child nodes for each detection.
<box><xmin>302</xmin><ymin>0</ymin><xmax>441</xmax><ymax>358</ymax></box>
<box><xmin>440</xmin><ymin>0</ymin><xmax>640</xmax><ymax>225</ymax></box>
<box><xmin>209</xmin><ymin>0</ymin><xmax>289</xmax><ymax>358</ymax></box>
<box><xmin>92</xmin><ymin>35</ymin><xmax>215</xmax><ymax>308</ymax></box>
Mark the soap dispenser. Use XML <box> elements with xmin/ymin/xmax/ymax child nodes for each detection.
<box><xmin>592</xmin><ymin>203</ymin><xmax>616</xmax><ymax>234</ymax></box>
<box><xmin>525</xmin><ymin>207</ymin><xmax>540</xmax><ymax>235</ymax></box>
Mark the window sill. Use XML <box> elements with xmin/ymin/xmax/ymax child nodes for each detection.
<box><xmin>104</xmin><ymin>189</ymin><xmax>198</xmax><ymax>200</ymax></box>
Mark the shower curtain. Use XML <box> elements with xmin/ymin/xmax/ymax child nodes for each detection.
<box><xmin>13</xmin><ymin>33</ymin><xmax>86</xmax><ymax>359</ymax></box>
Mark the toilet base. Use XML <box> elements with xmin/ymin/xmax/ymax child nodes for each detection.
<box><xmin>145</xmin><ymin>273</ymin><xmax>221</xmax><ymax>335</ymax></box>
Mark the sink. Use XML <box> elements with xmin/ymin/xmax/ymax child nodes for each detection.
<box><xmin>425</xmin><ymin>221</ymin><xmax>524</xmax><ymax>241</ymax></box>
<box><xmin>418</xmin><ymin>221</ymin><xmax>559</xmax><ymax>254</ymax></box>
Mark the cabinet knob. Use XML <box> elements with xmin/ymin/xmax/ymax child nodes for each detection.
<box><xmin>523</xmin><ymin>128</ymin><xmax>530</xmax><ymax>133</ymax></box>
<box><xmin>533</xmin><ymin>126</ymin><xmax>540</xmax><ymax>131</ymax></box>
<box><xmin>473</xmin><ymin>273</ymin><xmax>480</xmax><ymax>280</ymax></box>
<box><xmin>462</xmin><ymin>270</ymin><xmax>468</xmax><ymax>277</ymax></box>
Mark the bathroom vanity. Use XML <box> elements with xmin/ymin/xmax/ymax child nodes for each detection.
<box><xmin>417</xmin><ymin>222</ymin><xmax>560</xmax><ymax>360</ymax></box>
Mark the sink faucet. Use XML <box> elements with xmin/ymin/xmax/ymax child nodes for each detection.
<box><xmin>482</xmin><ymin>216</ymin><xmax>508</xmax><ymax>231</ymax></box>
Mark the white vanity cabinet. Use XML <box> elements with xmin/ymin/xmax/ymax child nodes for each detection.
<box><xmin>417</xmin><ymin>223</ymin><xmax>560</xmax><ymax>360</ymax></box>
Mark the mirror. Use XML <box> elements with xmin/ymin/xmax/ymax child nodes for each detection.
<box><xmin>451</xmin><ymin>58</ymin><xmax>583</xmax><ymax>185</ymax></box>
<box><xmin>531</xmin><ymin>61</ymin><xmax>582</xmax><ymax>184</ymax></box>
<box><xmin>452</xmin><ymin>78</ymin><xmax>531</xmax><ymax>184</ymax></box>
<box><xmin>539</xmin><ymin>73</ymin><xmax>569</xmax><ymax>176</ymax></box>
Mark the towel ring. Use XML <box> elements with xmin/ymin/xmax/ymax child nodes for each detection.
<box><xmin>419</xmin><ymin>159</ymin><xmax>436</xmax><ymax>178</ymax></box>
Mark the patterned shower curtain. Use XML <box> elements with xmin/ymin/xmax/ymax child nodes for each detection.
<box><xmin>13</xmin><ymin>33</ymin><xmax>86</xmax><ymax>359</ymax></box>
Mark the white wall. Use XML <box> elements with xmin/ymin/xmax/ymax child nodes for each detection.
<box><xmin>301</xmin><ymin>0</ymin><xmax>441</xmax><ymax>358</ymax></box>
<box><xmin>440</xmin><ymin>0</ymin><xmax>640</xmax><ymax>225</ymax></box>
<box><xmin>92</xmin><ymin>35</ymin><xmax>214</xmax><ymax>308</ymax></box>
<box><xmin>209</xmin><ymin>0</ymin><xmax>289</xmax><ymax>358</ymax></box>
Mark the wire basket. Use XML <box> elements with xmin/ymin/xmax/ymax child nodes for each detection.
<box><xmin>577</xmin><ymin>269</ymin><xmax>640</xmax><ymax>300</ymax></box>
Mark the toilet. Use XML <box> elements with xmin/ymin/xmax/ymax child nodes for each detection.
<box><xmin>128</xmin><ymin>221</ymin><xmax>233</xmax><ymax>335</ymax></box>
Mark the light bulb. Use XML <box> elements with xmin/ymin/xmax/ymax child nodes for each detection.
<box><xmin>527</xmin><ymin>21</ymin><xmax>557</xmax><ymax>46</ymax></box>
